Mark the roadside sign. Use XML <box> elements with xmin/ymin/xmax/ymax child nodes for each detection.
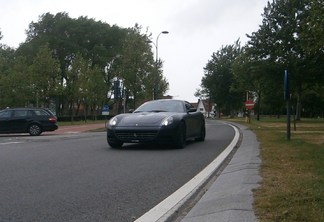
<box><xmin>245</xmin><ymin>100</ymin><xmax>255</xmax><ymax>110</ymax></box>
<box><xmin>102</xmin><ymin>105</ymin><xmax>109</xmax><ymax>115</ymax></box>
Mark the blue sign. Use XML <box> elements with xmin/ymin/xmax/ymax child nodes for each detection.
<box><xmin>102</xmin><ymin>105</ymin><xmax>109</xmax><ymax>115</ymax></box>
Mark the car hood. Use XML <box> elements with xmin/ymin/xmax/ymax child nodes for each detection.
<box><xmin>117</xmin><ymin>112</ymin><xmax>172</xmax><ymax>127</ymax></box>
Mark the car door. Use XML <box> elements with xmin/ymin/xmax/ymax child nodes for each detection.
<box><xmin>184</xmin><ymin>102</ymin><xmax>201</xmax><ymax>137</ymax></box>
<box><xmin>10</xmin><ymin>110</ymin><xmax>29</xmax><ymax>133</ymax></box>
<box><xmin>0</xmin><ymin>110</ymin><xmax>12</xmax><ymax>133</ymax></box>
<box><xmin>189</xmin><ymin>111</ymin><xmax>204</xmax><ymax>137</ymax></box>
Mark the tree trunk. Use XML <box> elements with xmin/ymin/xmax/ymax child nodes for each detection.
<box><xmin>296</xmin><ymin>93</ymin><xmax>302</xmax><ymax>120</ymax></box>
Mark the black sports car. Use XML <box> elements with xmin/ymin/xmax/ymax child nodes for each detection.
<box><xmin>107</xmin><ymin>99</ymin><xmax>206</xmax><ymax>148</ymax></box>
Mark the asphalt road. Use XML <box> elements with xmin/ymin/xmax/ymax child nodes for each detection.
<box><xmin>0</xmin><ymin>120</ymin><xmax>235</xmax><ymax>222</ymax></box>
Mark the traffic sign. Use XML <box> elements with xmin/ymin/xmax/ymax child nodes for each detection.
<box><xmin>245</xmin><ymin>100</ymin><xmax>255</xmax><ymax>110</ymax></box>
<box><xmin>102</xmin><ymin>105</ymin><xmax>109</xmax><ymax>115</ymax></box>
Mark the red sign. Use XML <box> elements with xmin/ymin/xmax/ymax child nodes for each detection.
<box><xmin>245</xmin><ymin>100</ymin><xmax>255</xmax><ymax>110</ymax></box>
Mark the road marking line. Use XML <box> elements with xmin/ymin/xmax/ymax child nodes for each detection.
<box><xmin>0</xmin><ymin>142</ymin><xmax>23</xmax><ymax>145</ymax></box>
<box><xmin>135</xmin><ymin>123</ymin><xmax>240</xmax><ymax>222</ymax></box>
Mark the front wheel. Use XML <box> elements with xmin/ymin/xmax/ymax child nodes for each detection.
<box><xmin>28</xmin><ymin>124</ymin><xmax>42</xmax><ymax>136</ymax></box>
<box><xmin>175</xmin><ymin>122</ymin><xmax>186</xmax><ymax>148</ymax></box>
<box><xmin>195</xmin><ymin>124</ymin><xmax>206</xmax><ymax>142</ymax></box>
<box><xmin>108</xmin><ymin>140</ymin><xmax>123</xmax><ymax>149</ymax></box>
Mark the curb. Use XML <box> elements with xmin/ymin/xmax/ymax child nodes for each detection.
<box><xmin>135</xmin><ymin>122</ymin><xmax>240</xmax><ymax>222</ymax></box>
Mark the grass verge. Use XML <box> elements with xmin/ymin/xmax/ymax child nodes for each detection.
<box><xmin>229</xmin><ymin>117</ymin><xmax>324</xmax><ymax>222</ymax></box>
<box><xmin>58</xmin><ymin>120</ymin><xmax>106</xmax><ymax>126</ymax></box>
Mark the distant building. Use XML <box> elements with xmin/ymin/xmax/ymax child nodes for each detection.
<box><xmin>191</xmin><ymin>99</ymin><xmax>215</xmax><ymax>118</ymax></box>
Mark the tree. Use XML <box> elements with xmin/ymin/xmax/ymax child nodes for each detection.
<box><xmin>20</xmin><ymin>12</ymin><xmax>128</xmax><ymax>115</ymax></box>
<box><xmin>79</xmin><ymin>64</ymin><xmax>107</xmax><ymax>120</ymax></box>
<box><xmin>299</xmin><ymin>0</ymin><xmax>324</xmax><ymax>56</ymax></box>
<box><xmin>65</xmin><ymin>53</ymin><xmax>88</xmax><ymax>120</ymax></box>
<box><xmin>0</xmin><ymin>56</ymin><xmax>33</xmax><ymax>107</ymax></box>
<box><xmin>30</xmin><ymin>44</ymin><xmax>61</xmax><ymax>107</ymax></box>
<box><xmin>198</xmin><ymin>41</ymin><xmax>242</xmax><ymax>117</ymax></box>
<box><xmin>232</xmin><ymin>45</ymin><xmax>286</xmax><ymax>119</ymax></box>
<box><xmin>117</xmin><ymin>24</ymin><xmax>168</xmax><ymax>109</ymax></box>
<box><xmin>0</xmin><ymin>35</ymin><xmax>17</xmax><ymax>108</ymax></box>
<box><xmin>2</xmin><ymin>14</ymin><xmax>170</xmax><ymax>117</ymax></box>
<box><xmin>247</xmin><ymin>0</ymin><xmax>324</xmax><ymax>119</ymax></box>
<box><xmin>153</xmin><ymin>59</ymin><xmax>169</xmax><ymax>100</ymax></box>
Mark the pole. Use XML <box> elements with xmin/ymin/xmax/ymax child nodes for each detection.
<box><xmin>153</xmin><ymin>33</ymin><xmax>161</xmax><ymax>100</ymax></box>
<box><xmin>284</xmin><ymin>70</ymin><xmax>291</xmax><ymax>140</ymax></box>
<box><xmin>245</xmin><ymin>91</ymin><xmax>250</xmax><ymax>123</ymax></box>
<box><xmin>153</xmin><ymin>31</ymin><xmax>168</xmax><ymax>100</ymax></box>
<box><xmin>287</xmin><ymin>98</ymin><xmax>291</xmax><ymax>140</ymax></box>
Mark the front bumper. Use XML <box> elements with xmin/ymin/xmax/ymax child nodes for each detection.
<box><xmin>107</xmin><ymin>125</ymin><xmax>178</xmax><ymax>144</ymax></box>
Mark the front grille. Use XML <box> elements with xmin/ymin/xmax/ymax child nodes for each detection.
<box><xmin>116</xmin><ymin>131</ymin><xmax>158</xmax><ymax>142</ymax></box>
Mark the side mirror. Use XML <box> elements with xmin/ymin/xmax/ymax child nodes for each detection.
<box><xmin>188</xmin><ymin>108</ymin><xmax>197</xmax><ymax>113</ymax></box>
<box><xmin>128</xmin><ymin>109</ymin><xmax>134</xmax><ymax>113</ymax></box>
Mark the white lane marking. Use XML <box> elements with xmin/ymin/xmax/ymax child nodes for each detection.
<box><xmin>135</xmin><ymin>123</ymin><xmax>240</xmax><ymax>222</ymax></box>
<box><xmin>0</xmin><ymin>142</ymin><xmax>23</xmax><ymax>145</ymax></box>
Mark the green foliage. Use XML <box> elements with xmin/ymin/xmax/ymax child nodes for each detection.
<box><xmin>0</xmin><ymin>12</ymin><xmax>169</xmax><ymax>116</ymax></box>
<box><xmin>117</xmin><ymin>24</ymin><xmax>168</xmax><ymax>108</ymax></box>
<box><xmin>0</xmin><ymin>56</ymin><xmax>33</xmax><ymax>107</ymax></box>
<box><xmin>199</xmin><ymin>40</ymin><xmax>243</xmax><ymax>116</ymax></box>
<box><xmin>299</xmin><ymin>0</ymin><xmax>324</xmax><ymax>56</ymax></box>
<box><xmin>246</xmin><ymin>0</ymin><xmax>323</xmax><ymax>118</ymax></box>
<box><xmin>30</xmin><ymin>44</ymin><xmax>62</xmax><ymax>106</ymax></box>
<box><xmin>198</xmin><ymin>0</ymin><xmax>323</xmax><ymax>118</ymax></box>
<box><xmin>118</xmin><ymin>25</ymin><xmax>154</xmax><ymax>106</ymax></box>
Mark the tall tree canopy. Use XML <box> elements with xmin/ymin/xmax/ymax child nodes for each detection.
<box><xmin>0</xmin><ymin>12</ymin><xmax>169</xmax><ymax>117</ymax></box>
<box><xmin>198</xmin><ymin>41</ymin><xmax>243</xmax><ymax>117</ymax></box>
<box><xmin>197</xmin><ymin>0</ymin><xmax>323</xmax><ymax>118</ymax></box>
<box><xmin>246</xmin><ymin>0</ymin><xmax>323</xmax><ymax>118</ymax></box>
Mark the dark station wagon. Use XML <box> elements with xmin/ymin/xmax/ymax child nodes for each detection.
<box><xmin>0</xmin><ymin>108</ymin><xmax>58</xmax><ymax>136</ymax></box>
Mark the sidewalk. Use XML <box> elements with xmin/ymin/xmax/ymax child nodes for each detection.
<box><xmin>180</xmin><ymin>122</ymin><xmax>261</xmax><ymax>222</ymax></box>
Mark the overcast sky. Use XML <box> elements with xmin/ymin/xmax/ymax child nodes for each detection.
<box><xmin>0</xmin><ymin>0</ymin><xmax>268</xmax><ymax>102</ymax></box>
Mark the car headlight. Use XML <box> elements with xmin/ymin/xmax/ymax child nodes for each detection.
<box><xmin>162</xmin><ymin>116</ymin><xmax>174</xmax><ymax>126</ymax></box>
<box><xmin>109</xmin><ymin>117</ymin><xmax>118</xmax><ymax>126</ymax></box>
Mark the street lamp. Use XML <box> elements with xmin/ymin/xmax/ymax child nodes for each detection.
<box><xmin>153</xmin><ymin>31</ymin><xmax>169</xmax><ymax>100</ymax></box>
<box><xmin>155</xmin><ymin>31</ymin><xmax>169</xmax><ymax>62</ymax></box>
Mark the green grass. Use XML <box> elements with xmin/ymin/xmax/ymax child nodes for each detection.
<box><xmin>229</xmin><ymin>118</ymin><xmax>324</xmax><ymax>222</ymax></box>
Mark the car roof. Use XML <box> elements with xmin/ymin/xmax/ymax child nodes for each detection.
<box><xmin>153</xmin><ymin>99</ymin><xmax>189</xmax><ymax>103</ymax></box>
<box><xmin>0</xmin><ymin>107</ymin><xmax>51</xmax><ymax>112</ymax></box>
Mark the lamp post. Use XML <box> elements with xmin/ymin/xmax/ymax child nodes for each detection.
<box><xmin>153</xmin><ymin>31</ymin><xmax>169</xmax><ymax>100</ymax></box>
<box><xmin>155</xmin><ymin>31</ymin><xmax>169</xmax><ymax>62</ymax></box>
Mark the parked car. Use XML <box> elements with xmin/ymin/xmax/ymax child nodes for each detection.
<box><xmin>107</xmin><ymin>99</ymin><xmax>206</xmax><ymax>148</ymax></box>
<box><xmin>0</xmin><ymin>108</ymin><xmax>58</xmax><ymax>136</ymax></box>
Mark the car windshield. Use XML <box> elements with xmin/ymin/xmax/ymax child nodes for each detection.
<box><xmin>134</xmin><ymin>100</ymin><xmax>185</xmax><ymax>113</ymax></box>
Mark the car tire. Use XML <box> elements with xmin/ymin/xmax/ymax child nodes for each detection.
<box><xmin>28</xmin><ymin>124</ymin><xmax>42</xmax><ymax>136</ymax></box>
<box><xmin>175</xmin><ymin>122</ymin><xmax>186</xmax><ymax>148</ymax></box>
<box><xmin>108</xmin><ymin>140</ymin><xmax>123</xmax><ymax>149</ymax></box>
<box><xmin>195</xmin><ymin>124</ymin><xmax>206</xmax><ymax>142</ymax></box>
